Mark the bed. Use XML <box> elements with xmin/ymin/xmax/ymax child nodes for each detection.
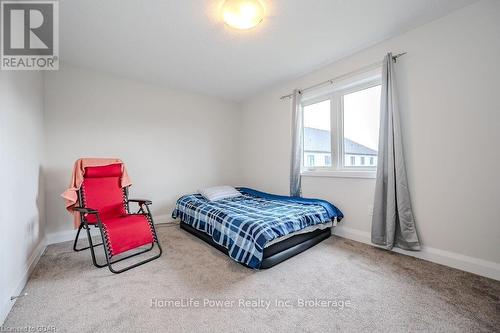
<box><xmin>172</xmin><ymin>187</ymin><xmax>343</xmax><ymax>269</ymax></box>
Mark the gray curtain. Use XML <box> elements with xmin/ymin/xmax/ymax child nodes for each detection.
<box><xmin>371</xmin><ymin>53</ymin><xmax>421</xmax><ymax>251</ymax></box>
<box><xmin>290</xmin><ymin>89</ymin><xmax>302</xmax><ymax>197</ymax></box>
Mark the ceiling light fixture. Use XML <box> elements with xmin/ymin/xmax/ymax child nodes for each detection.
<box><xmin>221</xmin><ymin>0</ymin><xmax>265</xmax><ymax>30</ymax></box>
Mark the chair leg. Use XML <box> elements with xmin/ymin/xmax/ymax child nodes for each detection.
<box><xmin>73</xmin><ymin>223</ymin><xmax>103</xmax><ymax>252</ymax></box>
<box><xmin>72</xmin><ymin>224</ymin><xmax>83</xmax><ymax>251</ymax></box>
<box><xmin>85</xmin><ymin>224</ymin><xmax>108</xmax><ymax>268</ymax></box>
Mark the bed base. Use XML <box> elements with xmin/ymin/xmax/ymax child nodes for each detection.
<box><xmin>179</xmin><ymin>221</ymin><xmax>331</xmax><ymax>269</ymax></box>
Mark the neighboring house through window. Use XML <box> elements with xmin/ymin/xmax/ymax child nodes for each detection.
<box><xmin>307</xmin><ymin>155</ymin><xmax>315</xmax><ymax>167</ymax></box>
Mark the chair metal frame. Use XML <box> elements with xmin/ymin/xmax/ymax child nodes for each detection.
<box><xmin>73</xmin><ymin>187</ymin><xmax>162</xmax><ymax>274</ymax></box>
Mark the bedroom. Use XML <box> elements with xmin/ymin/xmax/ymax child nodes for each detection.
<box><xmin>1</xmin><ymin>0</ymin><xmax>499</xmax><ymax>332</ymax></box>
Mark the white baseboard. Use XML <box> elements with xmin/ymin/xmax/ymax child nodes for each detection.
<box><xmin>154</xmin><ymin>214</ymin><xmax>172</xmax><ymax>224</ymax></box>
<box><xmin>333</xmin><ymin>226</ymin><xmax>500</xmax><ymax>281</ymax></box>
<box><xmin>45</xmin><ymin>214</ymin><xmax>173</xmax><ymax>245</ymax></box>
<box><xmin>45</xmin><ymin>228</ymin><xmax>87</xmax><ymax>245</ymax></box>
<box><xmin>0</xmin><ymin>239</ymin><xmax>46</xmax><ymax>326</ymax></box>
<box><xmin>44</xmin><ymin>220</ymin><xmax>500</xmax><ymax>281</ymax></box>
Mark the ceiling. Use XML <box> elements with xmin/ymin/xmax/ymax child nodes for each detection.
<box><xmin>59</xmin><ymin>0</ymin><xmax>476</xmax><ymax>101</ymax></box>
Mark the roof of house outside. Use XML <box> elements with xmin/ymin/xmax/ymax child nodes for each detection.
<box><xmin>304</xmin><ymin>127</ymin><xmax>377</xmax><ymax>156</ymax></box>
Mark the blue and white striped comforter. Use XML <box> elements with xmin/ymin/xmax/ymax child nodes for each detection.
<box><xmin>171</xmin><ymin>188</ymin><xmax>343</xmax><ymax>268</ymax></box>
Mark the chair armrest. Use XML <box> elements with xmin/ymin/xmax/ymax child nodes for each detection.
<box><xmin>128</xmin><ymin>199</ymin><xmax>152</xmax><ymax>206</ymax></box>
<box><xmin>73</xmin><ymin>207</ymin><xmax>98</xmax><ymax>214</ymax></box>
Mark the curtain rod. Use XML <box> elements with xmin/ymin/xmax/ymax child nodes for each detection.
<box><xmin>279</xmin><ymin>52</ymin><xmax>407</xmax><ymax>100</ymax></box>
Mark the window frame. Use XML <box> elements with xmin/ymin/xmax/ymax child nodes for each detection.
<box><xmin>300</xmin><ymin>68</ymin><xmax>382</xmax><ymax>179</ymax></box>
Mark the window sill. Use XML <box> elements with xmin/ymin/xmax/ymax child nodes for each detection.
<box><xmin>301</xmin><ymin>169</ymin><xmax>377</xmax><ymax>179</ymax></box>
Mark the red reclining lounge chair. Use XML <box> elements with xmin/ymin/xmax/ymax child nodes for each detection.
<box><xmin>72</xmin><ymin>163</ymin><xmax>162</xmax><ymax>273</ymax></box>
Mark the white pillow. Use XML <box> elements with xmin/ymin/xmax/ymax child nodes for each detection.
<box><xmin>198</xmin><ymin>186</ymin><xmax>242</xmax><ymax>202</ymax></box>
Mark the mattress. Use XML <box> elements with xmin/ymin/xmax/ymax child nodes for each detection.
<box><xmin>172</xmin><ymin>187</ymin><xmax>343</xmax><ymax>268</ymax></box>
<box><xmin>264</xmin><ymin>221</ymin><xmax>333</xmax><ymax>247</ymax></box>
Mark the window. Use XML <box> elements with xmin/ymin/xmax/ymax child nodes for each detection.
<box><xmin>301</xmin><ymin>68</ymin><xmax>381</xmax><ymax>177</ymax></box>
<box><xmin>343</xmin><ymin>85</ymin><xmax>381</xmax><ymax>168</ymax></box>
<box><xmin>303</xmin><ymin>100</ymin><xmax>331</xmax><ymax>168</ymax></box>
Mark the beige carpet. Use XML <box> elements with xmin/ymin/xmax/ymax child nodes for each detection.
<box><xmin>4</xmin><ymin>224</ymin><xmax>500</xmax><ymax>332</ymax></box>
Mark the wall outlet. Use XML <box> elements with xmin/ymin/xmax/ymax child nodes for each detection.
<box><xmin>368</xmin><ymin>205</ymin><xmax>374</xmax><ymax>216</ymax></box>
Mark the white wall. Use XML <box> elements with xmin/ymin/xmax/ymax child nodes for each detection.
<box><xmin>240</xmin><ymin>0</ymin><xmax>500</xmax><ymax>274</ymax></box>
<box><xmin>0</xmin><ymin>71</ymin><xmax>46</xmax><ymax>323</ymax></box>
<box><xmin>43</xmin><ymin>65</ymin><xmax>240</xmax><ymax>236</ymax></box>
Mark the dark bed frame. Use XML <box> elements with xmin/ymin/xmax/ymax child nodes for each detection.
<box><xmin>180</xmin><ymin>221</ymin><xmax>331</xmax><ymax>269</ymax></box>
